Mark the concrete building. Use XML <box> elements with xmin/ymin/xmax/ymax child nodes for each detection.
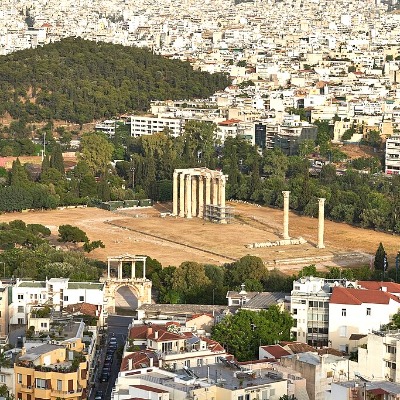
<box><xmin>130</xmin><ymin>115</ymin><xmax>183</xmax><ymax>137</ymax></box>
<box><xmin>328</xmin><ymin>286</ymin><xmax>400</xmax><ymax>352</ymax></box>
<box><xmin>290</xmin><ymin>277</ymin><xmax>359</xmax><ymax>348</ymax></box>
<box><xmin>10</xmin><ymin>278</ymin><xmax>105</xmax><ymax>326</ymax></box>
<box><xmin>385</xmin><ymin>134</ymin><xmax>400</xmax><ymax>175</ymax></box>
<box><xmin>280</xmin><ymin>352</ymin><xmax>357</xmax><ymax>400</ymax></box>
<box><xmin>357</xmin><ymin>330</ymin><xmax>400</xmax><ymax>382</ymax></box>
<box><xmin>14</xmin><ymin>342</ymin><xmax>88</xmax><ymax>400</ymax></box>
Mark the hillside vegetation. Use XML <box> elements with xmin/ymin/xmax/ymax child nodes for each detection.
<box><xmin>0</xmin><ymin>38</ymin><xmax>230</xmax><ymax>125</ymax></box>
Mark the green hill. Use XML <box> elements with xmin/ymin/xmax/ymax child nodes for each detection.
<box><xmin>0</xmin><ymin>38</ymin><xmax>230</xmax><ymax>125</ymax></box>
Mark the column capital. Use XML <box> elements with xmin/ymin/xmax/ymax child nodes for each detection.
<box><xmin>282</xmin><ymin>191</ymin><xmax>290</xmax><ymax>198</ymax></box>
<box><xmin>318</xmin><ymin>198</ymin><xmax>326</xmax><ymax>204</ymax></box>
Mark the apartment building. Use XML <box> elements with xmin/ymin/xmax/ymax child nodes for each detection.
<box><xmin>129</xmin><ymin>115</ymin><xmax>183</xmax><ymax>137</ymax></box>
<box><xmin>385</xmin><ymin>134</ymin><xmax>400</xmax><ymax>175</ymax></box>
<box><xmin>10</xmin><ymin>278</ymin><xmax>105</xmax><ymax>326</ymax></box>
<box><xmin>280</xmin><ymin>352</ymin><xmax>357</xmax><ymax>400</ymax></box>
<box><xmin>357</xmin><ymin>330</ymin><xmax>400</xmax><ymax>383</ymax></box>
<box><xmin>290</xmin><ymin>277</ymin><xmax>360</xmax><ymax>348</ymax></box>
<box><xmin>329</xmin><ymin>287</ymin><xmax>400</xmax><ymax>352</ymax></box>
<box><xmin>14</xmin><ymin>343</ymin><xmax>88</xmax><ymax>400</ymax></box>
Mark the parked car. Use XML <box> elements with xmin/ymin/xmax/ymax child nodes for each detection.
<box><xmin>94</xmin><ymin>390</ymin><xmax>103</xmax><ymax>400</ymax></box>
<box><xmin>100</xmin><ymin>372</ymin><xmax>110</xmax><ymax>382</ymax></box>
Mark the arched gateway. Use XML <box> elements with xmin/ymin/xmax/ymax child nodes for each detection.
<box><xmin>102</xmin><ymin>254</ymin><xmax>152</xmax><ymax>314</ymax></box>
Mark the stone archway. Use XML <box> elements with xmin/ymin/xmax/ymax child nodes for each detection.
<box><xmin>103</xmin><ymin>254</ymin><xmax>152</xmax><ymax>315</ymax></box>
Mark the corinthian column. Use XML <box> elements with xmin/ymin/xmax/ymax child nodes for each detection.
<box><xmin>172</xmin><ymin>171</ymin><xmax>178</xmax><ymax>216</ymax></box>
<box><xmin>179</xmin><ymin>173</ymin><xmax>185</xmax><ymax>217</ymax></box>
<box><xmin>317</xmin><ymin>198</ymin><xmax>326</xmax><ymax>249</ymax></box>
<box><xmin>191</xmin><ymin>176</ymin><xmax>197</xmax><ymax>217</ymax></box>
<box><xmin>185</xmin><ymin>174</ymin><xmax>192</xmax><ymax>218</ymax></box>
<box><xmin>198</xmin><ymin>176</ymin><xmax>204</xmax><ymax>218</ymax></box>
<box><xmin>282</xmin><ymin>191</ymin><xmax>290</xmax><ymax>240</ymax></box>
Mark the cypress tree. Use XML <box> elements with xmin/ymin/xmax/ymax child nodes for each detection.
<box><xmin>50</xmin><ymin>144</ymin><xmax>65</xmax><ymax>175</ymax></box>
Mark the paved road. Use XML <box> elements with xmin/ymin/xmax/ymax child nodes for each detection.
<box><xmin>90</xmin><ymin>315</ymin><xmax>134</xmax><ymax>399</ymax></box>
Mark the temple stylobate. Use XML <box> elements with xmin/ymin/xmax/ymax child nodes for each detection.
<box><xmin>172</xmin><ymin>168</ymin><xmax>233</xmax><ymax>223</ymax></box>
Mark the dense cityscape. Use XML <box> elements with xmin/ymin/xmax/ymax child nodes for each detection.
<box><xmin>1</xmin><ymin>0</ymin><xmax>400</xmax><ymax>399</ymax></box>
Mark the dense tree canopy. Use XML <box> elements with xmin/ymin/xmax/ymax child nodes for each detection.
<box><xmin>211</xmin><ymin>308</ymin><xmax>293</xmax><ymax>361</ymax></box>
<box><xmin>0</xmin><ymin>38</ymin><xmax>230</xmax><ymax>124</ymax></box>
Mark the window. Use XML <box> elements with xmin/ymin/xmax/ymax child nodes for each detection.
<box><xmin>293</xmin><ymin>308</ymin><xmax>298</xmax><ymax>315</ymax></box>
<box><xmin>17</xmin><ymin>373</ymin><xmax>22</xmax><ymax>384</ymax></box>
<box><xmin>35</xmin><ymin>378</ymin><xmax>47</xmax><ymax>389</ymax></box>
<box><xmin>184</xmin><ymin>360</ymin><xmax>191</xmax><ymax>368</ymax></box>
<box><xmin>40</xmin><ymin>323</ymin><xmax>47</xmax><ymax>328</ymax></box>
<box><xmin>0</xmin><ymin>374</ymin><xmax>5</xmax><ymax>383</ymax></box>
<box><xmin>238</xmin><ymin>396</ymin><xmax>244</xmax><ymax>400</ymax></box>
<box><xmin>63</xmin><ymin>296</ymin><xmax>68</xmax><ymax>301</ymax></box>
<box><xmin>341</xmin><ymin>309</ymin><xmax>347</xmax><ymax>317</ymax></box>
<box><xmin>245</xmin><ymin>395</ymin><xmax>250</xmax><ymax>400</ymax></box>
<box><xmin>18</xmin><ymin>306</ymin><xmax>24</xmax><ymax>313</ymax></box>
<box><xmin>339</xmin><ymin>326</ymin><xmax>347</xmax><ymax>337</ymax></box>
<box><xmin>367</xmin><ymin>308</ymin><xmax>371</xmax><ymax>316</ymax></box>
<box><xmin>326</xmin><ymin>371</ymin><xmax>333</xmax><ymax>378</ymax></box>
<box><xmin>57</xmin><ymin>380</ymin><xmax>62</xmax><ymax>391</ymax></box>
<box><xmin>17</xmin><ymin>294</ymin><xmax>23</xmax><ymax>300</ymax></box>
<box><xmin>79</xmin><ymin>296</ymin><xmax>84</xmax><ymax>302</ymax></box>
<box><xmin>17</xmin><ymin>318</ymin><xmax>24</xmax><ymax>324</ymax></box>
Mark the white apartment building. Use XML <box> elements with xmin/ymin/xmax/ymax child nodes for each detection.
<box><xmin>329</xmin><ymin>287</ymin><xmax>400</xmax><ymax>353</ymax></box>
<box><xmin>291</xmin><ymin>277</ymin><xmax>341</xmax><ymax>348</ymax></box>
<box><xmin>10</xmin><ymin>278</ymin><xmax>105</xmax><ymax>325</ymax></box>
<box><xmin>385</xmin><ymin>134</ymin><xmax>400</xmax><ymax>175</ymax></box>
<box><xmin>357</xmin><ymin>330</ymin><xmax>400</xmax><ymax>383</ymax></box>
<box><xmin>130</xmin><ymin>115</ymin><xmax>183</xmax><ymax>137</ymax></box>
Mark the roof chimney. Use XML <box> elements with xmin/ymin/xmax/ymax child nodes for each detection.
<box><xmin>382</xmin><ymin>286</ymin><xmax>387</xmax><ymax>292</ymax></box>
<box><xmin>149</xmin><ymin>356</ymin><xmax>154</xmax><ymax>367</ymax></box>
<box><xmin>154</xmin><ymin>330</ymin><xmax>159</xmax><ymax>339</ymax></box>
<box><xmin>147</xmin><ymin>326</ymin><xmax>153</xmax><ymax>337</ymax></box>
<box><xmin>128</xmin><ymin>358</ymin><xmax>133</xmax><ymax>370</ymax></box>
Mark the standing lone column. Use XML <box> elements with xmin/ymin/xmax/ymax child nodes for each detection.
<box><xmin>198</xmin><ymin>176</ymin><xmax>204</xmax><ymax>218</ymax></box>
<box><xmin>317</xmin><ymin>198</ymin><xmax>326</xmax><ymax>249</ymax></box>
<box><xmin>173</xmin><ymin>171</ymin><xmax>178</xmax><ymax>216</ymax></box>
<box><xmin>282</xmin><ymin>191</ymin><xmax>290</xmax><ymax>240</ymax></box>
<box><xmin>185</xmin><ymin>174</ymin><xmax>192</xmax><ymax>218</ymax></box>
<box><xmin>179</xmin><ymin>173</ymin><xmax>185</xmax><ymax>217</ymax></box>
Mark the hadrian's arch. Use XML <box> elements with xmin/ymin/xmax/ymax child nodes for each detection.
<box><xmin>102</xmin><ymin>254</ymin><xmax>152</xmax><ymax>315</ymax></box>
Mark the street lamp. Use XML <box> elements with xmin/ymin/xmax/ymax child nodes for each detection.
<box><xmin>130</xmin><ymin>166</ymin><xmax>135</xmax><ymax>192</ymax></box>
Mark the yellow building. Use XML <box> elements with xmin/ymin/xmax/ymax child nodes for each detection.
<box><xmin>14</xmin><ymin>343</ymin><xmax>88</xmax><ymax>400</ymax></box>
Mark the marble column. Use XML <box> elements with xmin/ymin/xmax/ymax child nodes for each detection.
<box><xmin>219</xmin><ymin>176</ymin><xmax>226</xmax><ymax>208</ymax></box>
<box><xmin>118</xmin><ymin>261</ymin><xmax>123</xmax><ymax>280</ymax></box>
<box><xmin>282</xmin><ymin>191</ymin><xmax>290</xmax><ymax>240</ymax></box>
<box><xmin>317</xmin><ymin>198</ymin><xmax>326</xmax><ymax>249</ymax></box>
<box><xmin>191</xmin><ymin>176</ymin><xmax>197</xmax><ymax>217</ymax></box>
<box><xmin>179</xmin><ymin>173</ymin><xmax>185</xmax><ymax>217</ymax></box>
<box><xmin>198</xmin><ymin>176</ymin><xmax>204</xmax><ymax>218</ymax></box>
<box><xmin>172</xmin><ymin>171</ymin><xmax>178</xmax><ymax>216</ymax></box>
<box><xmin>143</xmin><ymin>258</ymin><xmax>146</xmax><ymax>278</ymax></box>
<box><xmin>185</xmin><ymin>174</ymin><xmax>192</xmax><ymax>218</ymax></box>
<box><xmin>205</xmin><ymin>175</ymin><xmax>211</xmax><ymax>206</ymax></box>
<box><xmin>131</xmin><ymin>261</ymin><xmax>136</xmax><ymax>279</ymax></box>
<box><xmin>212</xmin><ymin>178</ymin><xmax>218</xmax><ymax>205</ymax></box>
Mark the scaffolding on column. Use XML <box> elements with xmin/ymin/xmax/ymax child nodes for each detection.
<box><xmin>203</xmin><ymin>204</ymin><xmax>234</xmax><ymax>223</ymax></box>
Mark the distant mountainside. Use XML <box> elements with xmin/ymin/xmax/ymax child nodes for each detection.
<box><xmin>0</xmin><ymin>38</ymin><xmax>230</xmax><ymax>125</ymax></box>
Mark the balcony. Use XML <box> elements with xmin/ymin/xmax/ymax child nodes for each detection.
<box><xmin>52</xmin><ymin>388</ymin><xmax>83</xmax><ymax>398</ymax></box>
<box><xmin>19</xmin><ymin>384</ymin><xmax>33</xmax><ymax>393</ymax></box>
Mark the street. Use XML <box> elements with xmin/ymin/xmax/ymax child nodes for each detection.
<box><xmin>90</xmin><ymin>315</ymin><xmax>134</xmax><ymax>399</ymax></box>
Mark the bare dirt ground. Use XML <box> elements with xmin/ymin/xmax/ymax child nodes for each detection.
<box><xmin>1</xmin><ymin>203</ymin><xmax>398</xmax><ymax>273</ymax></box>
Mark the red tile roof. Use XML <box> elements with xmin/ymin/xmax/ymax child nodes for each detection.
<box><xmin>120</xmin><ymin>351</ymin><xmax>159</xmax><ymax>371</ymax></box>
<box><xmin>260</xmin><ymin>345</ymin><xmax>291</xmax><ymax>359</ymax></box>
<box><xmin>65</xmin><ymin>302</ymin><xmax>99</xmax><ymax>317</ymax></box>
<box><xmin>131</xmin><ymin>385</ymin><xmax>168</xmax><ymax>393</ymax></box>
<box><xmin>330</xmin><ymin>287</ymin><xmax>400</xmax><ymax>305</ymax></box>
<box><xmin>358</xmin><ymin>281</ymin><xmax>400</xmax><ymax>293</ymax></box>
